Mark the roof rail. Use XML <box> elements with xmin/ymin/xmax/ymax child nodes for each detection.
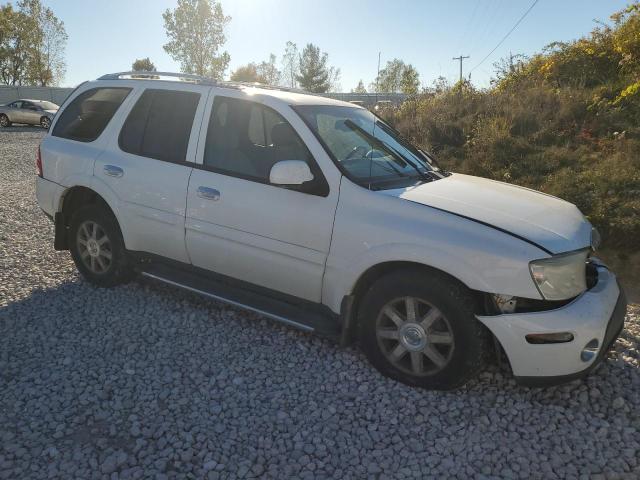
<box><xmin>220</xmin><ymin>80</ymin><xmax>310</xmax><ymax>95</ymax></box>
<box><xmin>96</xmin><ymin>71</ymin><xmax>317</xmax><ymax>96</ymax></box>
<box><xmin>97</xmin><ymin>71</ymin><xmax>218</xmax><ymax>86</ymax></box>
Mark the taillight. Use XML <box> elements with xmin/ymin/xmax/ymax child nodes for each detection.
<box><xmin>36</xmin><ymin>145</ymin><xmax>43</xmax><ymax>178</ymax></box>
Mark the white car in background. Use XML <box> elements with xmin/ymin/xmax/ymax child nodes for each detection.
<box><xmin>0</xmin><ymin>99</ymin><xmax>59</xmax><ymax>129</ymax></box>
<box><xmin>34</xmin><ymin>72</ymin><xmax>626</xmax><ymax>390</ymax></box>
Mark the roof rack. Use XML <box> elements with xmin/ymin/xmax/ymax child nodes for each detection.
<box><xmin>97</xmin><ymin>71</ymin><xmax>316</xmax><ymax>96</ymax></box>
<box><xmin>97</xmin><ymin>71</ymin><xmax>218</xmax><ymax>86</ymax></box>
<box><xmin>220</xmin><ymin>80</ymin><xmax>310</xmax><ymax>95</ymax></box>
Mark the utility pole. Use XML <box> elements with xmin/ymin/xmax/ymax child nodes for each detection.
<box><xmin>452</xmin><ymin>55</ymin><xmax>470</xmax><ymax>84</ymax></box>
<box><xmin>375</xmin><ymin>51</ymin><xmax>381</xmax><ymax>105</ymax></box>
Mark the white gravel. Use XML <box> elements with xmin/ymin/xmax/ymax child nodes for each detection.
<box><xmin>1</xmin><ymin>127</ymin><xmax>639</xmax><ymax>479</ymax></box>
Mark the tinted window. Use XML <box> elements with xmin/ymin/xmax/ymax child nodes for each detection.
<box><xmin>52</xmin><ymin>88</ymin><xmax>131</xmax><ymax>142</ymax></box>
<box><xmin>119</xmin><ymin>89</ymin><xmax>200</xmax><ymax>163</ymax></box>
<box><xmin>9</xmin><ymin>101</ymin><xmax>21</xmax><ymax>108</ymax></box>
<box><xmin>204</xmin><ymin>96</ymin><xmax>313</xmax><ymax>182</ymax></box>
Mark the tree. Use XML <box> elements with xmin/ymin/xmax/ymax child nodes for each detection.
<box><xmin>163</xmin><ymin>0</ymin><xmax>231</xmax><ymax>79</ymax></box>
<box><xmin>230</xmin><ymin>63</ymin><xmax>259</xmax><ymax>82</ymax></box>
<box><xmin>230</xmin><ymin>54</ymin><xmax>280</xmax><ymax>84</ymax></box>
<box><xmin>0</xmin><ymin>1</ymin><xmax>66</xmax><ymax>86</ymax></box>
<box><xmin>132</xmin><ymin>57</ymin><xmax>156</xmax><ymax>72</ymax></box>
<box><xmin>374</xmin><ymin>58</ymin><xmax>420</xmax><ymax>93</ymax></box>
<box><xmin>20</xmin><ymin>0</ymin><xmax>67</xmax><ymax>86</ymax></box>
<box><xmin>296</xmin><ymin>43</ymin><xmax>337</xmax><ymax>93</ymax></box>
<box><xmin>400</xmin><ymin>65</ymin><xmax>420</xmax><ymax>94</ymax></box>
<box><xmin>0</xmin><ymin>5</ymin><xmax>29</xmax><ymax>85</ymax></box>
<box><xmin>281</xmin><ymin>41</ymin><xmax>298</xmax><ymax>88</ymax></box>
<box><xmin>256</xmin><ymin>53</ymin><xmax>280</xmax><ymax>85</ymax></box>
<box><xmin>352</xmin><ymin>80</ymin><xmax>367</xmax><ymax>93</ymax></box>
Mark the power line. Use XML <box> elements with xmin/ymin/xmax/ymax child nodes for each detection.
<box><xmin>470</xmin><ymin>0</ymin><xmax>539</xmax><ymax>73</ymax></box>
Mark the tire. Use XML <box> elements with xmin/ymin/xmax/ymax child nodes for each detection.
<box><xmin>69</xmin><ymin>205</ymin><xmax>134</xmax><ymax>287</ymax></box>
<box><xmin>0</xmin><ymin>114</ymin><xmax>11</xmax><ymax>128</ymax></box>
<box><xmin>40</xmin><ymin>116</ymin><xmax>51</xmax><ymax>129</ymax></box>
<box><xmin>358</xmin><ymin>268</ymin><xmax>489</xmax><ymax>390</ymax></box>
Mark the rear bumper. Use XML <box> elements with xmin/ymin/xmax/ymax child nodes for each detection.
<box><xmin>36</xmin><ymin>176</ymin><xmax>64</xmax><ymax>217</ymax></box>
<box><xmin>477</xmin><ymin>265</ymin><xmax>626</xmax><ymax>384</ymax></box>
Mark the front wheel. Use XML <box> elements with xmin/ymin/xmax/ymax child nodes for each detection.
<box><xmin>0</xmin><ymin>114</ymin><xmax>11</xmax><ymax>128</ymax></box>
<box><xmin>69</xmin><ymin>205</ymin><xmax>134</xmax><ymax>287</ymax></box>
<box><xmin>358</xmin><ymin>269</ymin><xmax>489</xmax><ymax>390</ymax></box>
<box><xmin>40</xmin><ymin>116</ymin><xmax>51</xmax><ymax>129</ymax></box>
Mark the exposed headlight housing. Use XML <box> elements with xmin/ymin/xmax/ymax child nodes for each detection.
<box><xmin>529</xmin><ymin>249</ymin><xmax>589</xmax><ymax>300</ymax></box>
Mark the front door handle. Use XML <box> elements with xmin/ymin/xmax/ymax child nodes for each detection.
<box><xmin>197</xmin><ymin>186</ymin><xmax>220</xmax><ymax>201</ymax></box>
<box><xmin>103</xmin><ymin>165</ymin><xmax>124</xmax><ymax>178</ymax></box>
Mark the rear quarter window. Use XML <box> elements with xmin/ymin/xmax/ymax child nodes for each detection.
<box><xmin>52</xmin><ymin>87</ymin><xmax>131</xmax><ymax>142</ymax></box>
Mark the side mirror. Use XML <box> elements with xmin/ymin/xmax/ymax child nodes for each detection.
<box><xmin>269</xmin><ymin>160</ymin><xmax>314</xmax><ymax>186</ymax></box>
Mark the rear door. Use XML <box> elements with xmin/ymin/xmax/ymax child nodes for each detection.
<box><xmin>95</xmin><ymin>83</ymin><xmax>210</xmax><ymax>263</ymax></box>
<box><xmin>185</xmin><ymin>93</ymin><xmax>340</xmax><ymax>302</ymax></box>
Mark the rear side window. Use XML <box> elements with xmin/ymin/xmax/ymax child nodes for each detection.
<box><xmin>119</xmin><ymin>89</ymin><xmax>200</xmax><ymax>163</ymax></box>
<box><xmin>52</xmin><ymin>88</ymin><xmax>131</xmax><ymax>142</ymax></box>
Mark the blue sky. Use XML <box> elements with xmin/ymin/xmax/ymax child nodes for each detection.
<box><xmin>41</xmin><ymin>0</ymin><xmax>629</xmax><ymax>90</ymax></box>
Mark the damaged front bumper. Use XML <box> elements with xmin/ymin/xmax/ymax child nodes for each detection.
<box><xmin>477</xmin><ymin>265</ymin><xmax>627</xmax><ymax>386</ymax></box>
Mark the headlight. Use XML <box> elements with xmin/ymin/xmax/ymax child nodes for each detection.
<box><xmin>529</xmin><ymin>249</ymin><xmax>589</xmax><ymax>300</ymax></box>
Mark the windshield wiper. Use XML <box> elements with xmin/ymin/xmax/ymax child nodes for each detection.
<box><xmin>343</xmin><ymin>120</ymin><xmax>431</xmax><ymax>184</ymax></box>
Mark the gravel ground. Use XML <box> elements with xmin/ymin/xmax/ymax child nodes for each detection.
<box><xmin>1</xmin><ymin>127</ymin><xmax>639</xmax><ymax>480</ymax></box>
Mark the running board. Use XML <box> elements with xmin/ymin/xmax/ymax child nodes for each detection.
<box><xmin>138</xmin><ymin>262</ymin><xmax>341</xmax><ymax>337</ymax></box>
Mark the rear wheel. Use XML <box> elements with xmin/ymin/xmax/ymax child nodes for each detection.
<box><xmin>69</xmin><ymin>205</ymin><xmax>133</xmax><ymax>287</ymax></box>
<box><xmin>358</xmin><ymin>268</ymin><xmax>488</xmax><ymax>390</ymax></box>
<box><xmin>40</xmin><ymin>116</ymin><xmax>51</xmax><ymax>129</ymax></box>
<box><xmin>0</xmin><ymin>114</ymin><xmax>11</xmax><ymax>127</ymax></box>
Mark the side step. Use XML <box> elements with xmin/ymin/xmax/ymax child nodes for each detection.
<box><xmin>138</xmin><ymin>262</ymin><xmax>341</xmax><ymax>338</ymax></box>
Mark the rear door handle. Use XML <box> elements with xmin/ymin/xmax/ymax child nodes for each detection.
<box><xmin>103</xmin><ymin>165</ymin><xmax>124</xmax><ymax>178</ymax></box>
<box><xmin>197</xmin><ymin>186</ymin><xmax>220</xmax><ymax>201</ymax></box>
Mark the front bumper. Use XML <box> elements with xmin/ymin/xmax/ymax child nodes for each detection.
<box><xmin>477</xmin><ymin>265</ymin><xmax>626</xmax><ymax>385</ymax></box>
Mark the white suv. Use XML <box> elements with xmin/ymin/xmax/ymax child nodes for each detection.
<box><xmin>36</xmin><ymin>72</ymin><xmax>626</xmax><ymax>390</ymax></box>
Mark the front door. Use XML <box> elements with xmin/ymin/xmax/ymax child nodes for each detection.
<box><xmin>20</xmin><ymin>101</ymin><xmax>41</xmax><ymax>124</ymax></box>
<box><xmin>95</xmin><ymin>84</ymin><xmax>210</xmax><ymax>263</ymax></box>
<box><xmin>185</xmin><ymin>94</ymin><xmax>339</xmax><ymax>302</ymax></box>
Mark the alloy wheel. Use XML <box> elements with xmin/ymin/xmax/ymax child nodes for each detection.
<box><xmin>375</xmin><ymin>296</ymin><xmax>455</xmax><ymax>376</ymax></box>
<box><xmin>76</xmin><ymin>220</ymin><xmax>113</xmax><ymax>274</ymax></box>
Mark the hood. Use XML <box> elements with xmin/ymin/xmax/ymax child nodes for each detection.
<box><xmin>44</xmin><ymin>109</ymin><xmax>57</xmax><ymax>115</ymax></box>
<box><xmin>383</xmin><ymin>173</ymin><xmax>592</xmax><ymax>254</ymax></box>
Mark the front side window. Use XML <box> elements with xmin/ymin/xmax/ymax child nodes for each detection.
<box><xmin>203</xmin><ymin>96</ymin><xmax>315</xmax><ymax>183</ymax></box>
<box><xmin>295</xmin><ymin>105</ymin><xmax>440</xmax><ymax>190</ymax></box>
<box><xmin>119</xmin><ymin>89</ymin><xmax>200</xmax><ymax>163</ymax></box>
<box><xmin>52</xmin><ymin>88</ymin><xmax>131</xmax><ymax>142</ymax></box>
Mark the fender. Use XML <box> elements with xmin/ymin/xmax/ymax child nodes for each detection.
<box><xmin>323</xmin><ymin>237</ymin><xmax>545</xmax><ymax>314</ymax></box>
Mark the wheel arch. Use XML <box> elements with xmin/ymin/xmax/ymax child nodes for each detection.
<box><xmin>56</xmin><ymin>186</ymin><xmax>120</xmax><ymax>250</ymax></box>
<box><xmin>342</xmin><ymin>260</ymin><xmax>492</xmax><ymax>345</ymax></box>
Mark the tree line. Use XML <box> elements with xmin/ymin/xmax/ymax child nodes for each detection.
<box><xmin>0</xmin><ymin>0</ymin><xmax>67</xmax><ymax>86</ymax></box>
<box><xmin>133</xmin><ymin>0</ymin><xmax>422</xmax><ymax>94</ymax></box>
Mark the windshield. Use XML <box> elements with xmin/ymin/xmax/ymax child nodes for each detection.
<box><xmin>35</xmin><ymin>101</ymin><xmax>59</xmax><ymax>110</ymax></box>
<box><xmin>294</xmin><ymin>105</ymin><xmax>441</xmax><ymax>190</ymax></box>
